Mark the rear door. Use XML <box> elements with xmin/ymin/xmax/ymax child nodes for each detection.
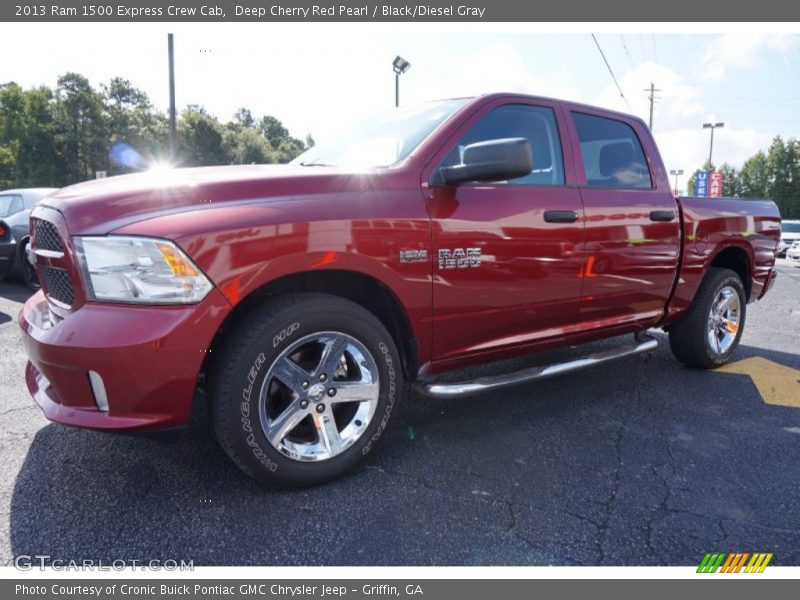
<box><xmin>421</xmin><ymin>98</ymin><xmax>586</xmax><ymax>365</ymax></box>
<box><xmin>565</xmin><ymin>109</ymin><xmax>680</xmax><ymax>326</ymax></box>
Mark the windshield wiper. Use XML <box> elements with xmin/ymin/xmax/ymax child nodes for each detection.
<box><xmin>298</xmin><ymin>161</ymin><xmax>333</xmax><ymax>167</ymax></box>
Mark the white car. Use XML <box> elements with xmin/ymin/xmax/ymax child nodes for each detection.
<box><xmin>787</xmin><ymin>240</ymin><xmax>800</xmax><ymax>262</ymax></box>
<box><xmin>779</xmin><ymin>220</ymin><xmax>800</xmax><ymax>256</ymax></box>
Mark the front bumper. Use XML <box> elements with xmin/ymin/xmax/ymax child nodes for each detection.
<box><xmin>19</xmin><ymin>289</ymin><xmax>231</xmax><ymax>431</ymax></box>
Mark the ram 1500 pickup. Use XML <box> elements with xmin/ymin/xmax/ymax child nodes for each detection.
<box><xmin>19</xmin><ymin>94</ymin><xmax>781</xmax><ymax>486</ymax></box>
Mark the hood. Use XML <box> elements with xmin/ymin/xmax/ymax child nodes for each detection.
<box><xmin>41</xmin><ymin>164</ymin><xmax>377</xmax><ymax>235</ymax></box>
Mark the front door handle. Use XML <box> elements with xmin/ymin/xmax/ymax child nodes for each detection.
<box><xmin>650</xmin><ymin>210</ymin><xmax>676</xmax><ymax>222</ymax></box>
<box><xmin>544</xmin><ymin>210</ymin><xmax>579</xmax><ymax>223</ymax></box>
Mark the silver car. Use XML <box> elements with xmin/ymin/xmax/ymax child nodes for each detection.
<box><xmin>0</xmin><ymin>188</ymin><xmax>59</xmax><ymax>289</ymax></box>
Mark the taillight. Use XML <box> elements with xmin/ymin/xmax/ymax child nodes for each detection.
<box><xmin>0</xmin><ymin>221</ymin><xmax>8</xmax><ymax>239</ymax></box>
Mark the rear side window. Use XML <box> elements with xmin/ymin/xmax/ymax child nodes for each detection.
<box><xmin>441</xmin><ymin>104</ymin><xmax>565</xmax><ymax>186</ymax></box>
<box><xmin>572</xmin><ymin>112</ymin><xmax>652</xmax><ymax>189</ymax></box>
<box><xmin>0</xmin><ymin>194</ymin><xmax>23</xmax><ymax>217</ymax></box>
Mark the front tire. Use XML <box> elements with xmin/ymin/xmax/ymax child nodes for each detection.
<box><xmin>668</xmin><ymin>267</ymin><xmax>746</xmax><ymax>369</ymax></box>
<box><xmin>209</xmin><ymin>293</ymin><xmax>403</xmax><ymax>487</ymax></box>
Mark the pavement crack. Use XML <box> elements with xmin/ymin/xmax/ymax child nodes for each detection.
<box><xmin>596</xmin><ymin>416</ymin><xmax>625</xmax><ymax>565</ymax></box>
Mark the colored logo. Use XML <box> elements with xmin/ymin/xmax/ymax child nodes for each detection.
<box><xmin>697</xmin><ymin>552</ymin><xmax>773</xmax><ymax>573</ymax></box>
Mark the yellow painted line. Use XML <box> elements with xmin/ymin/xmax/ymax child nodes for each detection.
<box><xmin>717</xmin><ymin>357</ymin><xmax>800</xmax><ymax>408</ymax></box>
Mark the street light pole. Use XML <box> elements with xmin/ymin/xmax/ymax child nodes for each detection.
<box><xmin>392</xmin><ymin>56</ymin><xmax>410</xmax><ymax>107</ymax></box>
<box><xmin>168</xmin><ymin>33</ymin><xmax>177</xmax><ymax>157</ymax></box>
<box><xmin>669</xmin><ymin>169</ymin><xmax>684</xmax><ymax>195</ymax></box>
<box><xmin>702</xmin><ymin>122</ymin><xmax>724</xmax><ymax>166</ymax></box>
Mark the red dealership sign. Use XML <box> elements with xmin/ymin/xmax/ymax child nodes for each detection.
<box><xmin>709</xmin><ymin>171</ymin><xmax>724</xmax><ymax>198</ymax></box>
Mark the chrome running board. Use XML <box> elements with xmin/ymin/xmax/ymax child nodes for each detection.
<box><xmin>417</xmin><ymin>332</ymin><xmax>657</xmax><ymax>399</ymax></box>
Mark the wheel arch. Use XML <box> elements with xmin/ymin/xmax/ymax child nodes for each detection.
<box><xmin>708</xmin><ymin>244</ymin><xmax>753</xmax><ymax>300</ymax></box>
<box><xmin>198</xmin><ymin>269</ymin><xmax>420</xmax><ymax>395</ymax></box>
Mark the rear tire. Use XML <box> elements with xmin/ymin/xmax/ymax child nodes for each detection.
<box><xmin>668</xmin><ymin>267</ymin><xmax>746</xmax><ymax>369</ymax></box>
<box><xmin>209</xmin><ymin>293</ymin><xmax>403</xmax><ymax>487</ymax></box>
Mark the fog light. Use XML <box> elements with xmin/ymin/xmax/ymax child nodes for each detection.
<box><xmin>88</xmin><ymin>370</ymin><xmax>109</xmax><ymax>412</ymax></box>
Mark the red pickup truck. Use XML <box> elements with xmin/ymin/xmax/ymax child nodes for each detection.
<box><xmin>19</xmin><ymin>93</ymin><xmax>780</xmax><ymax>486</ymax></box>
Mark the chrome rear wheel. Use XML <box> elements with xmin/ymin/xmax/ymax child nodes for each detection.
<box><xmin>706</xmin><ymin>285</ymin><xmax>741</xmax><ymax>355</ymax></box>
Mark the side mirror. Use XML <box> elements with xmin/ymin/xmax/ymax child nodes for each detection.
<box><xmin>431</xmin><ymin>137</ymin><xmax>533</xmax><ymax>187</ymax></box>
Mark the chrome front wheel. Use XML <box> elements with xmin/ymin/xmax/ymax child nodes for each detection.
<box><xmin>259</xmin><ymin>332</ymin><xmax>380</xmax><ymax>462</ymax></box>
<box><xmin>210</xmin><ymin>292</ymin><xmax>403</xmax><ymax>486</ymax></box>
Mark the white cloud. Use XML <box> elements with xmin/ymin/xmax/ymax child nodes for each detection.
<box><xmin>591</xmin><ymin>61</ymin><xmax>703</xmax><ymax>125</ymax></box>
<box><xmin>408</xmin><ymin>42</ymin><xmax>581</xmax><ymax>103</ymax></box>
<box><xmin>701</xmin><ymin>34</ymin><xmax>799</xmax><ymax>82</ymax></box>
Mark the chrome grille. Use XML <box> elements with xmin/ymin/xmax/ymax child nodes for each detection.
<box><xmin>41</xmin><ymin>266</ymin><xmax>75</xmax><ymax>306</ymax></box>
<box><xmin>33</xmin><ymin>219</ymin><xmax>63</xmax><ymax>252</ymax></box>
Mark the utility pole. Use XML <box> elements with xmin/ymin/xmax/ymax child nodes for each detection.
<box><xmin>168</xmin><ymin>33</ymin><xmax>177</xmax><ymax>157</ymax></box>
<box><xmin>643</xmin><ymin>82</ymin><xmax>660</xmax><ymax>130</ymax></box>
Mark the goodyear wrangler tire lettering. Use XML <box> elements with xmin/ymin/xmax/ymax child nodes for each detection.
<box><xmin>210</xmin><ymin>294</ymin><xmax>403</xmax><ymax>487</ymax></box>
<box><xmin>362</xmin><ymin>342</ymin><xmax>396</xmax><ymax>456</ymax></box>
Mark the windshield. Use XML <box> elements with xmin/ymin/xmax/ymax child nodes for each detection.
<box><xmin>0</xmin><ymin>194</ymin><xmax>22</xmax><ymax>218</ymax></box>
<box><xmin>783</xmin><ymin>223</ymin><xmax>800</xmax><ymax>233</ymax></box>
<box><xmin>291</xmin><ymin>99</ymin><xmax>469</xmax><ymax>168</ymax></box>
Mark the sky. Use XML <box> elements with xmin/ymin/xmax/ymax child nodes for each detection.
<box><xmin>1</xmin><ymin>23</ymin><xmax>798</xmax><ymax>191</ymax></box>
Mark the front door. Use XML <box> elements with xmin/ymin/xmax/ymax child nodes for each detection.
<box><xmin>422</xmin><ymin>100</ymin><xmax>586</xmax><ymax>366</ymax></box>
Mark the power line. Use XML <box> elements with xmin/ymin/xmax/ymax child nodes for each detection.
<box><xmin>651</xmin><ymin>34</ymin><xmax>658</xmax><ymax>65</ymax></box>
<box><xmin>591</xmin><ymin>34</ymin><xmax>631</xmax><ymax>110</ymax></box>
<box><xmin>619</xmin><ymin>34</ymin><xmax>636</xmax><ymax>70</ymax></box>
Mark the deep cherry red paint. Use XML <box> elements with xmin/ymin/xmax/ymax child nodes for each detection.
<box><xmin>19</xmin><ymin>94</ymin><xmax>781</xmax><ymax>430</ymax></box>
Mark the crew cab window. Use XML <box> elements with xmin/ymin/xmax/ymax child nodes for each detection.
<box><xmin>442</xmin><ymin>105</ymin><xmax>565</xmax><ymax>186</ymax></box>
<box><xmin>572</xmin><ymin>112</ymin><xmax>652</xmax><ymax>189</ymax></box>
<box><xmin>0</xmin><ymin>194</ymin><xmax>23</xmax><ymax>217</ymax></box>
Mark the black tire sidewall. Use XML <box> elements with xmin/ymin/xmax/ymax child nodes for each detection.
<box><xmin>216</xmin><ymin>295</ymin><xmax>402</xmax><ymax>486</ymax></box>
<box><xmin>701</xmin><ymin>272</ymin><xmax>746</xmax><ymax>366</ymax></box>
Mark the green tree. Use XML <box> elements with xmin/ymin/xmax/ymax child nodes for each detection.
<box><xmin>102</xmin><ymin>78</ymin><xmax>167</xmax><ymax>172</ymax></box>
<box><xmin>225</xmin><ymin>127</ymin><xmax>274</xmax><ymax>164</ymax></box>
<box><xmin>55</xmin><ymin>72</ymin><xmax>108</xmax><ymax>182</ymax></box>
<box><xmin>178</xmin><ymin>105</ymin><xmax>228</xmax><ymax>166</ymax></box>
<box><xmin>16</xmin><ymin>86</ymin><xmax>63</xmax><ymax>186</ymax></box>
<box><xmin>738</xmin><ymin>151</ymin><xmax>769</xmax><ymax>199</ymax></box>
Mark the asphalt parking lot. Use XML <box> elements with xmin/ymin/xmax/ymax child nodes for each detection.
<box><xmin>1</xmin><ymin>261</ymin><xmax>799</xmax><ymax>567</ymax></box>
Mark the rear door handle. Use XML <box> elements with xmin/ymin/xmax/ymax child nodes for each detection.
<box><xmin>650</xmin><ymin>210</ymin><xmax>676</xmax><ymax>222</ymax></box>
<box><xmin>544</xmin><ymin>210</ymin><xmax>579</xmax><ymax>223</ymax></box>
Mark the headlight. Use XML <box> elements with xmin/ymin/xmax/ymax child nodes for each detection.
<box><xmin>74</xmin><ymin>236</ymin><xmax>212</xmax><ymax>304</ymax></box>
